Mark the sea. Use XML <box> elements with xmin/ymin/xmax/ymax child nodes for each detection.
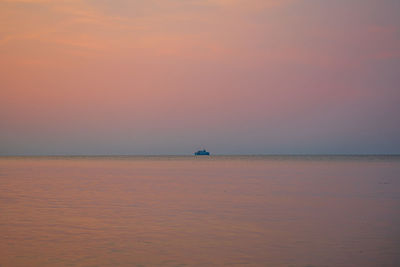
<box><xmin>1</xmin><ymin>155</ymin><xmax>399</xmax><ymax>267</ymax></box>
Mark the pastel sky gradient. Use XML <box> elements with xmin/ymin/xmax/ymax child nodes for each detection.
<box><xmin>1</xmin><ymin>0</ymin><xmax>400</xmax><ymax>155</ymax></box>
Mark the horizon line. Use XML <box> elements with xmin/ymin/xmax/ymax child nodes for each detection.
<box><xmin>1</xmin><ymin>153</ymin><xmax>400</xmax><ymax>157</ymax></box>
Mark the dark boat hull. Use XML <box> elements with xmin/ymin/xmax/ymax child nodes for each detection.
<box><xmin>194</xmin><ymin>151</ymin><xmax>210</xmax><ymax>155</ymax></box>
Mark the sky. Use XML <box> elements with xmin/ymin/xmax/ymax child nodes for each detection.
<box><xmin>1</xmin><ymin>0</ymin><xmax>400</xmax><ymax>155</ymax></box>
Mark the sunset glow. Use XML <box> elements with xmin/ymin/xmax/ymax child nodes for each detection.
<box><xmin>1</xmin><ymin>0</ymin><xmax>399</xmax><ymax>155</ymax></box>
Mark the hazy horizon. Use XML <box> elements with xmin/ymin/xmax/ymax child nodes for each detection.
<box><xmin>2</xmin><ymin>153</ymin><xmax>400</xmax><ymax>157</ymax></box>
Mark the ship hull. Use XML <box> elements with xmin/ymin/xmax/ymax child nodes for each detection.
<box><xmin>194</xmin><ymin>152</ymin><xmax>210</xmax><ymax>155</ymax></box>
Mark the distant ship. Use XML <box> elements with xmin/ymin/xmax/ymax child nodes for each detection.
<box><xmin>194</xmin><ymin>149</ymin><xmax>210</xmax><ymax>155</ymax></box>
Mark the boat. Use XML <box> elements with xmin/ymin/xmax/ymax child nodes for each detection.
<box><xmin>194</xmin><ymin>149</ymin><xmax>210</xmax><ymax>155</ymax></box>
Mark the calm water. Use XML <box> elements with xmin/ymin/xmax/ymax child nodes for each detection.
<box><xmin>1</xmin><ymin>156</ymin><xmax>399</xmax><ymax>267</ymax></box>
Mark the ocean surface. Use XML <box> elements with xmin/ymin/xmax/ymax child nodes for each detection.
<box><xmin>1</xmin><ymin>155</ymin><xmax>399</xmax><ymax>267</ymax></box>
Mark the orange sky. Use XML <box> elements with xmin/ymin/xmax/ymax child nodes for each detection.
<box><xmin>1</xmin><ymin>0</ymin><xmax>400</xmax><ymax>155</ymax></box>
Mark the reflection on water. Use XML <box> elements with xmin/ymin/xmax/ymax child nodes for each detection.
<box><xmin>1</xmin><ymin>156</ymin><xmax>399</xmax><ymax>266</ymax></box>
